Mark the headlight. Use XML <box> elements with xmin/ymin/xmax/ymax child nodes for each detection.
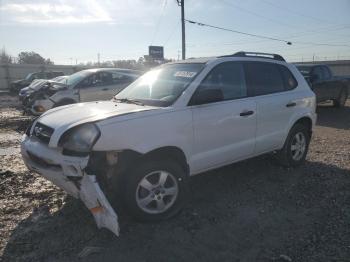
<box><xmin>59</xmin><ymin>123</ymin><xmax>100</xmax><ymax>154</ymax></box>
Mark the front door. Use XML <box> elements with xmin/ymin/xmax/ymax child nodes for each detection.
<box><xmin>79</xmin><ymin>72</ymin><xmax>116</xmax><ymax>102</ymax></box>
<box><xmin>190</xmin><ymin>62</ymin><xmax>256</xmax><ymax>173</ymax></box>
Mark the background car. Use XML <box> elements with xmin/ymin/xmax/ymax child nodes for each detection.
<box><xmin>19</xmin><ymin>76</ymin><xmax>68</xmax><ymax>102</ymax></box>
<box><xmin>296</xmin><ymin>64</ymin><xmax>350</xmax><ymax>107</ymax></box>
<box><xmin>10</xmin><ymin>71</ymin><xmax>64</xmax><ymax>93</ymax></box>
<box><xmin>25</xmin><ymin>68</ymin><xmax>143</xmax><ymax>115</ymax></box>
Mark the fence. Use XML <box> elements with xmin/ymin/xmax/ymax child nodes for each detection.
<box><xmin>1</xmin><ymin>60</ymin><xmax>350</xmax><ymax>90</ymax></box>
<box><xmin>0</xmin><ymin>63</ymin><xmax>91</xmax><ymax>90</ymax></box>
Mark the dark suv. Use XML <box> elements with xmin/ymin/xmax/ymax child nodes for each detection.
<box><xmin>10</xmin><ymin>71</ymin><xmax>64</xmax><ymax>93</ymax></box>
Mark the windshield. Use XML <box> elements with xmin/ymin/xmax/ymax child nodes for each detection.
<box><xmin>51</xmin><ymin>76</ymin><xmax>67</xmax><ymax>82</ymax></box>
<box><xmin>115</xmin><ymin>63</ymin><xmax>204</xmax><ymax>107</ymax></box>
<box><xmin>65</xmin><ymin>70</ymin><xmax>92</xmax><ymax>87</ymax></box>
<box><xmin>296</xmin><ymin>66</ymin><xmax>312</xmax><ymax>77</ymax></box>
<box><xmin>25</xmin><ymin>73</ymin><xmax>34</xmax><ymax>80</ymax></box>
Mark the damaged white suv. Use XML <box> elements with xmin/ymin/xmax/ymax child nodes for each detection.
<box><xmin>21</xmin><ymin>52</ymin><xmax>316</xmax><ymax>236</ymax></box>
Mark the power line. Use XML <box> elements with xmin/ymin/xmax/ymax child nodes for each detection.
<box><xmin>220</xmin><ymin>0</ymin><xmax>298</xmax><ymax>29</ymax></box>
<box><xmin>260</xmin><ymin>0</ymin><xmax>338</xmax><ymax>25</ymax></box>
<box><xmin>186</xmin><ymin>19</ymin><xmax>350</xmax><ymax>48</ymax></box>
<box><xmin>185</xmin><ymin>19</ymin><xmax>292</xmax><ymax>45</ymax></box>
<box><xmin>150</xmin><ymin>0</ymin><xmax>167</xmax><ymax>45</ymax></box>
<box><xmin>163</xmin><ymin>21</ymin><xmax>180</xmax><ymax>46</ymax></box>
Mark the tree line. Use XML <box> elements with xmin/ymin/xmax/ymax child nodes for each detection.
<box><xmin>0</xmin><ymin>48</ymin><xmax>174</xmax><ymax>70</ymax></box>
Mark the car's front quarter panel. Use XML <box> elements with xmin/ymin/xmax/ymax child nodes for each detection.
<box><xmin>93</xmin><ymin>108</ymin><xmax>193</xmax><ymax>165</ymax></box>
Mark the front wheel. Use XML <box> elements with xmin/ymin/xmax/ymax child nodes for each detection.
<box><xmin>333</xmin><ymin>88</ymin><xmax>348</xmax><ymax>108</ymax></box>
<box><xmin>122</xmin><ymin>159</ymin><xmax>189</xmax><ymax>221</ymax></box>
<box><xmin>275</xmin><ymin>123</ymin><xmax>310</xmax><ymax>167</ymax></box>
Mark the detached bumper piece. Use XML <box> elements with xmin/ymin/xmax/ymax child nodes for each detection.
<box><xmin>21</xmin><ymin>135</ymin><xmax>120</xmax><ymax>236</ymax></box>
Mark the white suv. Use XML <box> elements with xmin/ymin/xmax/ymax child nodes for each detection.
<box><xmin>21</xmin><ymin>52</ymin><xmax>316</xmax><ymax>235</ymax></box>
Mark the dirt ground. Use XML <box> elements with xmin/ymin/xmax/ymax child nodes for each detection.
<box><xmin>0</xmin><ymin>94</ymin><xmax>349</xmax><ymax>262</ymax></box>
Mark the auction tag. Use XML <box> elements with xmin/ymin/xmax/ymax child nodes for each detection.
<box><xmin>174</xmin><ymin>71</ymin><xmax>197</xmax><ymax>78</ymax></box>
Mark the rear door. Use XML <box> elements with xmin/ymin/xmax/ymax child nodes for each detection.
<box><xmin>190</xmin><ymin>62</ymin><xmax>256</xmax><ymax>173</ymax></box>
<box><xmin>321</xmin><ymin>66</ymin><xmax>342</xmax><ymax>100</ymax></box>
<box><xmin>310</xmin><ymin>66</ymin><xmax>326</xmax><ymax>102</ymax></box>
<box><xmin>244</xmin><ymin>61</ymin><xmax>298</xmax><ymax>154</ymax></box>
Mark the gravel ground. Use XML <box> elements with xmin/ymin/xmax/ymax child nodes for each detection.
<box><xmin>0</xmin><ymin>95</ymin><xmax>349</xmax><ymax>262</ymax></box>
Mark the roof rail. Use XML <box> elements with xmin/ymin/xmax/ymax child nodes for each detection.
<box><xmin>219</xmin><ymin>51</ymin><xmax>285</xmax><ymax>61</ymax></box>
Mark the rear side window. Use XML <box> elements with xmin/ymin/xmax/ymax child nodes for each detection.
<box><xmin>311</xmin><ymin>66</ymin><xmax>323</xmax><ymax>81</ymax></box>
<box><xmin>322</xmin><ymin>66</ymin><xmax>331</xmax><ymax>80</ymax></box>
<box><xmin>278</xmin><ymin>65</ymin><xmax>298</xmax><ymax>90</ymax></box>
<box><xmin>112</xmin><ymin>72</ymin><xmax>133</xmax><ymax>84</ymax></box>
<box><xmin>244</xmin><ymin>62</ymin><xmax>284</xmax><ymax>96</ymax></box>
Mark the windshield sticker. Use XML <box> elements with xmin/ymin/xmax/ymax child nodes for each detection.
<box><xmin>174</xmin><ymin>71</ymin><xmax>197</xmax><ymax>78</ymax></box>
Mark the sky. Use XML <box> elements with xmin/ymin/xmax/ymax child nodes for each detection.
<box><xmin>0</xmin><ymin>0</ymin><xmax>349</xmax><ymax>65</ymax></box>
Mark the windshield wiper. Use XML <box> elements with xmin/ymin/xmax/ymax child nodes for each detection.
<box><xmin>114</xmin><ymin>98</ymin><xmax>144</xmax><ymax>106</ymax></box>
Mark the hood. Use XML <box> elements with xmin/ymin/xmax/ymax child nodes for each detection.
<box><xmin>37</xmin><ymin>100</ymin><xmax>157</xmax><ymax>135</ymax></box>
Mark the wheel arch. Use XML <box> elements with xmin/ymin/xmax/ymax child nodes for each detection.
<box><xmin>290</xmin><ymin>116</ymin><xmax>313</xmax><ymax>138</ymax></box>
<box><xmin>141</xmin><ymin>146</ymin><xmax>189</xmax><ymax>175</ymax></box>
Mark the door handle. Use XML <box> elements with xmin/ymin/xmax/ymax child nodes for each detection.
<box><xmin>286</xmin><ymin>102</ymin><xmax>296</xmax><ymax>107</ymax></box>
<box><xmin>102</xmin><ymin>88</ymin><xmax>108</xmax><ymax>91</ymax></box>
<box><xmin>240</xmin><ymin>110</ymin><xmax>254</xmax><ymax>117</ymax></box>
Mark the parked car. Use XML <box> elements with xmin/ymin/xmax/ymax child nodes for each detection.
<box><xmin>21</xmin><ymin>52</ymin><xmax>316</xmax><ymax>236</ymax></box>
<box><xmin>296</xmin><ymin>64</ymin><xmax>350</xmax><ymax>107</ymax></box>
<box><xmin>19</xmin><ymin>76</ymin><xmax>68</xmax><ymax>102</ymax></box>
<box><xmin>10</xmin><ymin>71</ymin><xmax>64</xmax><ymax>93</ymax></box>
<box><xmin>24</xmin><ymin>68</ymin><xmax>142</xmax><ymax>115</ymax></box>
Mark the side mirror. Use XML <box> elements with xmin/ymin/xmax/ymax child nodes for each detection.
<box><xmin>190</xmin><ymin>89</ymin><xmax>224</xmax><ymax>105</ymax></box>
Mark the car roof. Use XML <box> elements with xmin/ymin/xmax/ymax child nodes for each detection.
<box><xmin>84</xmin><ymin>68</ymin><xmax>143</xmax><ymax>74</ymax></box>
<box><xmin>294</xmin><ymin>64</ymin><xmax>326</xmax><ymax>67</ymax></box>
<box><xmin>169</xmin><ymin>57</ymin><xmax>217</xmax><ymax>64</ymax></box>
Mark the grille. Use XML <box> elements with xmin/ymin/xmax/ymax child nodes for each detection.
<box><xmin>32</xmin><ymin>122</ymin><xmax>54</xmax><ymax>144</ymax></box>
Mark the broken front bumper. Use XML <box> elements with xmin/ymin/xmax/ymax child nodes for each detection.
<box><xmin>21</xmin><ymin>135</ymin><xmax>120</xmax><ymax>236</ymax></box>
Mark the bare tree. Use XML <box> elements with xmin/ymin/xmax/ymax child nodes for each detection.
<box><xmin>0</xmin><ymin>48</ymin><xmax>12</xmax><ymax>64</ymax></box>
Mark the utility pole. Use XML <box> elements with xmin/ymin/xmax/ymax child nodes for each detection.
<box><xmin>97</xmin><ymin>53</ymin><xmax>100</xmax><ymax>67</ymax></box>
<box><xmin>177</xmin><ymin>0</ymin><xmax>186</xmax><ymax>60</ymax></box>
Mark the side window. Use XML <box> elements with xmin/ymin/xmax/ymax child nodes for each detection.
<box><xmin>244</xmin><ymin>62</ymin><xmax>284</xmax><ymax>96</ymax></box>
<box><xmin>278</xmin><ymin>65</ymin><xmax>298</xmax><ymax>90</ymax></box>
<box><xmin>34</xmin><ymin>72</ymin><xmax>45</xmax><ymax>79</ymax></box>
<box><xmin>111</xmin><ymin>72</ymin><xmax>133</xmax><ymax>84</ymax></box>
<box><xmin>312</xmin><ymin>66</ymin><xmax>323</xmax><ymax>81</ymax></box>
<box><xmin>79</xmin><ymin>74</ymin><xmax>96</xmax><ymax>88</ymax></box>
<box><xmin>98</xmin><ymin>72</ymin><xmax>113</xmax><ymax>85</ymax></box>
<box><xmin>322</xmin><ymin>66</ymin><xmax>331</xmax><ymax>80</ymax></box>
<box><xmin>198</xmin><ymin>62</ymin><xmax>247</xmax><ymax>101</ymax></box>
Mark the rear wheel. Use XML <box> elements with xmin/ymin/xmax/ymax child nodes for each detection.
<box><xmin>122</xmin><ymin>159</ymin><xmax>188</xmax><ymax>221</ymax></box>
<box><xmin>275</xmin><ymin>123</ymin><xmax>310</xmax><ymax>167</ymax></box>
<box><xmin>334</xmin><ymin>88</ymin><xmax>348</xmax><ymax>108</ymax></box>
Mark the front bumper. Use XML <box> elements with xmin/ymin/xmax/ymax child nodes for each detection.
<box><xmin>21</xmin><ymin>135</ymin><xmax>119</xmax><ymax>236</ymax></box>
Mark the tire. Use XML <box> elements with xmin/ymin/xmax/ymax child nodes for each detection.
<box><xmin>333</xmin><ymin>88</ymin><xmax>348</xmax><ymax>108</ymax></box>
<box><xmin>275</xmin><ymin>123</ymin><xmax>310</xmax><ymax>167</ymax></box>
<box><xmin>122</xmin><ymin>159</ymin><xmax>189</xmax><ymax>222</ymax></box>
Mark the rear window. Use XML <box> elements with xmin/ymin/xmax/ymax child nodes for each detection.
<box><xmin>278</xmin><ymin>65</ymin><xmax>298</xmax><ymax>90</ymax></box>
<box><xmin>244</xmin><ymin>62</ymin><xmax>284</xmax><ymax>96</ymax></box>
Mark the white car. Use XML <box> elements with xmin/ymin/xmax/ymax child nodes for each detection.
<box><xmin>27</xmin><ymin>68</ymin><xmax>142</xmax><ymax>115</ymax></box>
<box><xmin>21</xmin><ymin>52</ymin><xmax>316</xmax><ymax>236</ymax></box>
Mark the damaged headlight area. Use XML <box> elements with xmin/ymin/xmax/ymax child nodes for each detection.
<box><xmin>59</xmin><ymin>123</ymin><xmax>100</xmax><ymax>156</ymax></box>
